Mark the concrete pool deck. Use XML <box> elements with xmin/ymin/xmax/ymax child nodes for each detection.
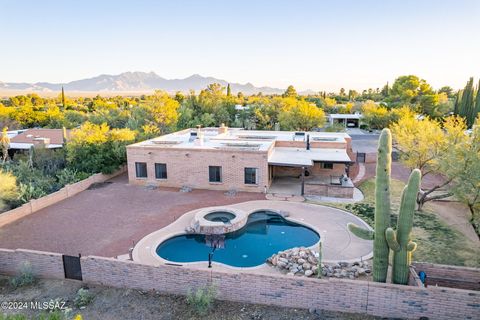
<box><xmin>133</xmin><ymin>200</ymin><xmax>373</xmax><ymax>271</ymax></box>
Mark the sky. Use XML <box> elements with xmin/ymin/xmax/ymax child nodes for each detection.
<box><xmin>1</xmin><ymin>0</ymin><xmax>479</xmax><ymax>91</ymax></box>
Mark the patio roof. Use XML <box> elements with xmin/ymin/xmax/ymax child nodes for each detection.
<box><xmin>268</xmin><ymin>147</ymin><xmax>353</xmax><ymax>167</ymax></box>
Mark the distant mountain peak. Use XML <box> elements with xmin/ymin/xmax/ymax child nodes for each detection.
<box><xmin>0</xmin><ymin>72</ymin><xmax>283</xmax><ymax>94</ymax></box>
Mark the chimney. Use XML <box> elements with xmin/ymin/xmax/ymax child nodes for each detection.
<box><xmin>193</xmin><ymin>125</ymin><xmax>204</xmax><ymax>146</ymax></box>
<box><xmin>218</xmin><ymin>123</ymin><xmax>228</xmax><ymax>134</ymax></box>
<box><xmin>33</xmin><ymin>137</ymin><xmax>50</xmax><ymax>148</ymax></box>
<box><xmin>306</xmin><ymin>134</ymin><xmax>310</xmax><ymax>150</ymax></box>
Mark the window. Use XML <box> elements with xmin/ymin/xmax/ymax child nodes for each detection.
<box><xmin>209</xmin><ymin>166</ymin><xmax>222</xmax><ymax>183</ymax></box>
<box><xmin>155</xmin><ymin>163</ymin><xmax>167</xmax><ymax>179</ymax></box>
<box><xmin>135</xmin><ymin>162</ymin><xmax>147</xmax><ymax>178</ymax></box>
<box><xmin>321</xmin><ymin>162</ymin><xmax>334</xmax><ymax>169</ymax></box>
<box><xmin>244</xmin><ymin>167</ymin><xmax>258</xmax><ymax>185</ymax></box>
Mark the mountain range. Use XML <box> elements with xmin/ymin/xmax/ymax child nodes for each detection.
<box><xmin>0</xmin><ymin>72</ymin><xmax>285</xmax><ymax>95</ymax></box>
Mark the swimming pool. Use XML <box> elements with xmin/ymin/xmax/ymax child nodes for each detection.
<box><xmin>156</xmin><ymin>211</ymin><xmax>320</xmax><ymax>267</ymax></box>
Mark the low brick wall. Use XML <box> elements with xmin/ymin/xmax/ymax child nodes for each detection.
<box><xmin>304</xmin><ymin>183</ymin><xmax>354</xmax><ymax>198</ymax></box>
<box><xmin>365</xmin><ymin>152</ymin><xmax>377</xmax><ymax>163</ymax></box>
<box><xmin>412</xmin><ymin>262</ymin><xmax>480</xmax><ymax>291</ymax></box>
<box><xmin>0</xmin><ymin>248</ymin><xmax>64</xmax><ymax>279</ymax></box>
<box><xmin>1</xmin><ymin>249</ymin><xmax>479</xmax><ymax>319</ymax></box>
<box><xmin>80</xmin><ymin>256</ymin><xmax>479</xmax><ymax>319</ymax></box>
<box><xmin>0</xmin><ymin>166</ymin><xmax>126</xmax><ymax>228</ymax></box>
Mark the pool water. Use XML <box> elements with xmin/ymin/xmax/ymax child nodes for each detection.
<box><xmin>156</xmin><ymin>211</ymin><xmax>320</xmax><ymax>267</ymax></box>
<box><xmin>204</xmin><ymin>211</ymin><xmax>236</xmax><ymax>223</ymax></box>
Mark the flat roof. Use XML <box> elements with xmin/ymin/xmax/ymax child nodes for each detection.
<box><xmin>328</xmin><ymin>114</ymin><xmax>362</xmax><ymax>119</ymax></box>
<box><xmin>268</xmin><ymin>147</ymin><xmax>353</xmax><ymax>167</ymax></box>
<box><xmin>129</xmin><ymin>128</ymin><xmax>350</xmax><ymax>151</ymax></box>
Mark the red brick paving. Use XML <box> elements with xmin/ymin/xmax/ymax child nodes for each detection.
<box><xmin>0</xmin><ymin>174</ymin><xmax>266</xmax><ymax>257</ymax></box>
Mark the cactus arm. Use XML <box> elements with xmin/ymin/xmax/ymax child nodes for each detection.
<box><xmin>385</xmin><ymin>227</ymin><xmax>400</xmax><ymax>252</ymax></box>
<box><xmin>407</xmin><ymin>241</ymin><xmax>417</xmax><ymax>252</ymax></box>
<box><xmin>347</xmin><ymin>223</ymin><xmax>374</xmax><ymax>240</ymax></box>
<box><xmin>391</xmin><ymin>169</ymin><xmax>422</xmax><ymax>285</ymax></box>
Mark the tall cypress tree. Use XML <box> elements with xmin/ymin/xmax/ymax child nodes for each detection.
<box><xmin>453</xmin><ymin>90</ymin><xmax>462</xmax><ymax>115</ymax></box>
<box><xmin>227</xmin><ymin>83</ymin><xmax>231</xmax><ymax>97</ymax></box>
<box><xmin>474</xmin><ymin>79</ymin><xmax>480</xmax><ymax>123</ymax></box>
<box><xmin>61</xmin><ymin>86</ymin><xmax>66</xmax><ymax>109</ymax></box>
<box><xmin>459</xmin><ymin>78</ymin><xmax>475</xmax><ymax>127</ymax></box>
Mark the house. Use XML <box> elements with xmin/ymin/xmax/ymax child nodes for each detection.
<box><xmin>327</xmin><ymin>113</ymin><xmax>362</xmax><ymax>128</ymax></box>
<box><xmin>126</xmin><ymin>125</ymin><xmax>356</xmax><ymax>198</ymax></box>
<box><xmin>8</xmin><ymin>128</ymin><xmax>69</xmax><ymax>155</ymax></box>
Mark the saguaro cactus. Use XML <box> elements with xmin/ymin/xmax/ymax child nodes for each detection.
<box><xmin>347</xmin><ymin>128</ymin><xmax>392</xmax><ymax>282</ymax></box>
<box><xmin>385</xmin><ymin>169</ymin><xmax>421</xmax><ymax>285</ymax></box>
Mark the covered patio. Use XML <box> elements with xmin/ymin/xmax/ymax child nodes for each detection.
<box><xmin>267</xmin><ymin>147</ymin><xmax>355</xmax><ymax>198</ymax></box>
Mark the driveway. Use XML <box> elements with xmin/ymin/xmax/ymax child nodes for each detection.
<box><xmin>0</xmin><ymin>174</ymin><xmax>265</xmax><ymax>257</ymax></box>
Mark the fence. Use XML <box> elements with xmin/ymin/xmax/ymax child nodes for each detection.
<box><xmin>0</xmin><ymin>166</ymin><xmax>126</xmax><ymax>228</ymax></box>
<box><xmin>0</xmin><ymin>248</ymin><xmax>478</xmax><ymax>320</ymax></box>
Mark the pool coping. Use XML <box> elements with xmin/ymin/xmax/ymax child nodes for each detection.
<box><xmin>132</xmin><ymin>200</ymin><xmax>373</xmax><ymax>270</ymax></box>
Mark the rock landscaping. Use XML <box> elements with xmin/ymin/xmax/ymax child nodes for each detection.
<box><xmin>267</xmin><ymin>247</ymin><xmax>372</xmax><ymax>279</ymax></box>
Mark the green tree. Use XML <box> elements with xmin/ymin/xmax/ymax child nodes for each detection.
<box><xmin>1</xmin><ymin>127</ymin><xmax>10</xmax><ymax>163</ymax></box>
<box><xmin>142</xmin><ymin>90</ymin><xmax>180</xmax><ymax>132</ymax></box>
<box><xmin>227</xmin><ymin>83</ymin><xmax>231</xmax><ymax>97</ymax></box>
<box><xmin>66</xmin><ymin>122</ymin><xmax>136</xmax><ymax>174</ymax></box>
<box><xmin>278</xmin><ymin>99</ymin><xmax>325</xmax><ymax>131</ymax></box>
<box><xmin>441</xmin><ymin>116</ymin><xmax>480</xmax><ymax>234</ymax></box>
<box><xmin>61</xmin><ymin>86</ymin><xmax>66</xmax><ymax>109</ymax></box>
<box><xmin>438</xmin><ymin>86</ymin><xmax>454</xmax><ymax>98</ymax></box>
<box><xmin>391</xmin><ymin>114</ymin><xmax>467</xmax><ymax>209</ymax></box>
<box><xmin>457</xmin><ymin>77</ymin><xmax>476</xmax><ymax>127</ymax></box>
<box><xmin>283</xmin><ymin>85</ymin><xmax>297</xmax><ymax>98</ymax></box>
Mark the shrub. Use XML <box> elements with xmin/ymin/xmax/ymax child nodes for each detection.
<box><xmin>9</xmin><ymin>261</ymin><xmax>35</xmax><ymax>289</ymax></box>
<box><xmin>186</xmin><ymin>284</ymin><xmax>217</xmax><ymax>315</ymax></box>
<box><xmin>359</xmin><ymin>124</ymin><xmax>369</xmax><ymax>130</ymax></box>
<box><xmin>56</xmin><ymin>168</ymin><xmax>89</xmax><ymax>187</ymax></box>
<box><xmin>0</xmin><ymin>170</ymin><xmax>19</xmax><ymax>211</ymax></box>
<box><xmin>324</xmin><ymin>123</ymin><xmax>346</xmax><ymax>132</ymax></box>
<box><xmin>0</xmin><ymin>314</ymin><xmax>27</xmax><ymax>320</ymax></box>
<box><xmin>74</xmin><ymin>288</ymin><xmax>95</xmax><ymax>308</ymax></box>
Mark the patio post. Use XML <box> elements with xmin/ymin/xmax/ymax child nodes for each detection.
<box><xmin>301</xmin><ymin>166</ymin><xmax>305</xmax><ymax>195</ymax></box>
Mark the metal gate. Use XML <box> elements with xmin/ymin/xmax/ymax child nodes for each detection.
<box><xmin>356</xmin><ymin>152</ymin><xmax>366</xmax><ymax>163</ymax></box>
<box><xmin>62</xmin><ymin>255</ymin><xmax>82</xmax><ymax>280</ymax></box>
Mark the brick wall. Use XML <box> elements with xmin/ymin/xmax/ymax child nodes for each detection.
<box><xmin>80</xmin><ymin>256</ymin><xmax>479</xmax><ymax>320</ymax></box>
<box><xmin>304</xmin><ymin>183</ymin><xmax>354</xmax><ymax>198</ymax></box>
<box><xmin>127</xmin><ymin>147</ymin><xmax>269</xmax><ymax>192</ymax></box>
<box><xmin>0</xmin><ymin>249</ymin><xmax>64</xmax><ymax>279</ymax></box>
<box><xmin>412</xmin><ymin>262</ymin><xmax>480</xmax><ymax>291</ymax></box>
<box><xmin>0</xmin><ymin>249</ymin><xmax>478</xmax><ymax>320</ymax></box>
<box><xmin>0</xmin><ymin>167</ymin><xmax>126</xmax><ymax>228</ymax></box>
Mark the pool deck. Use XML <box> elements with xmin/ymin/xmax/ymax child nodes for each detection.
<box><xmin>133</xmin><ymin>200</ymin><xmax>373</xmax><ymax>272</ymax></box>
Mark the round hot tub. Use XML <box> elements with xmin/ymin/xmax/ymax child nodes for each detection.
<box><xmin>204</xmin><ymin>211</ymin><xmax>236</xmax><ymax>223</ymax></box>
<box><xmin>189</xmin><ymin>208</ymin><xmax>248</xmax><ymax>234</ymax></box>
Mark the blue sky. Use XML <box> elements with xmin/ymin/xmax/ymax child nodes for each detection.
<box><xmin>1</xmin><ymin>0</ymin><xmax>479</xmax><ymax>91</ymax></box>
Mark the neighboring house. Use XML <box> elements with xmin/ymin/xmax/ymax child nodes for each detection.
<box><xmin>327</xmin><ymin>113</ymin><xmax>362</xmax><ymax>128</ymax></box>
<box><xmin>127</xmin><ymin>125</ymin><xmax>356</xmax><ymax>198</ymax></box>
<box><xmin>9</xmin><ymin>128</ymin><xmax>69</xmax><ymax>153</ymax></box>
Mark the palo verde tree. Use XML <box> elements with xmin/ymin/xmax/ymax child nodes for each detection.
<box><xmin>391</xmin><ymin>115</ymin><xmax>442</xmax><ymax>209</ymax></box>
<box><xmin>440</xmin><ymin>115</ymin><xmax>480</xmax><ymax>234</ymax></box>
<box><xmin>1</xmin><ymin>127</ymin><xmax>10</xmax><ymax>163</ymax></box>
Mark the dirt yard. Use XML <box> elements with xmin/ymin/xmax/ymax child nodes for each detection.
<box><xmin>359</xmin><ymin>162</ymin><xmax>479</xmax><ymax>244</ymax></box>
<box><xmin>0</xmin><ymin>277</ymin><xmax>382</xmax><ymax>320</ymax></box>
<box><xmin>0</xmin><ymin>174</ymin><xmax>265</xmax><ymax>257</ymax></box>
